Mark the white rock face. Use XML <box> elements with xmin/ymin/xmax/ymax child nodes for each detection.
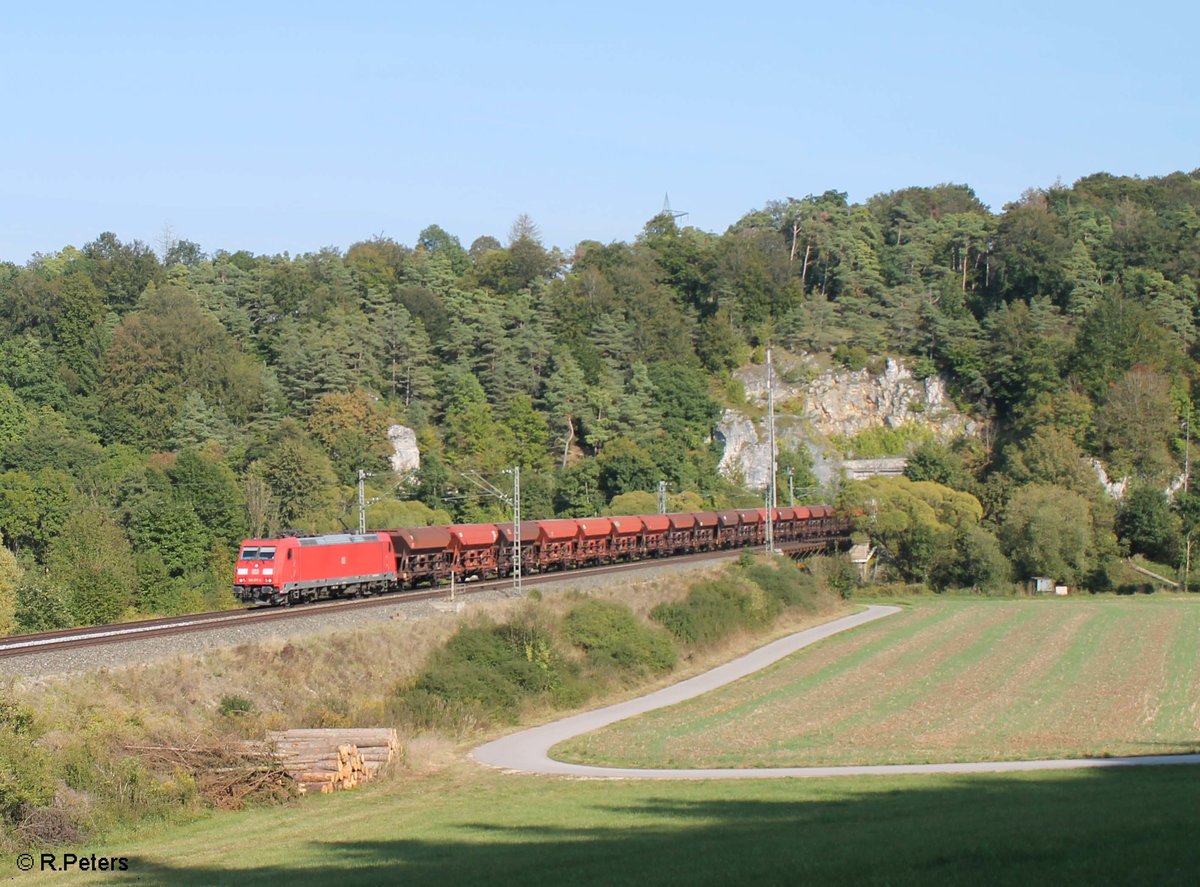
<box><xmin>737</xmin><ymin>357</ymin><xmax>971</xmax><ymax>439</ymax></box>
<box><xmin>716</xmin><ymin>411</ymin><xmax>845</xmax><ymax>491</ymax></box>
<box><xmin>1089</xmin><ymin>459</ymin><xmax>1189</xmax><ymax>501</ymax></box>
<box><xmin>1091</xmin><ymin>459</ymin><xmax>1128</xmax><ymax>500</ymax></box>
<box><xmin>717</xmin><ymin>354</ymin><xmax>974</xmax><ymax>490</ymax></box>
<box><xmin>388</xmin><ymin>424</ymin><xmax>421</xmax><ymax>477</ymax></box>
<box><xmin>715</xmin><ymin>410</ymin><xmax>772</xmax><ymax>490</ymax></box>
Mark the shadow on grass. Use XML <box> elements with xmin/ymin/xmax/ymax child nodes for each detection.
<box><xmin>110</xmin><ymin>765</ymin><xmax>1200</xmax><ymax>886</ymax></box>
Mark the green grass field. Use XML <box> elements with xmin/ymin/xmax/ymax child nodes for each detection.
<box><xmin>557</xmin><ymin>597</ymin><xmax>1200</xmax><ymax>768</ymax></box>
<box><xmin>21</xmin><ymin>764</ymin><xmax>1200</xmax><ymax>886</ymax></box>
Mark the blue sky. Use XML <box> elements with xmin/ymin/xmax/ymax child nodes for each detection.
<box><xmin>1</xmin><ymin>1</ymin><xmax>1195</xmax><ymax>262</ymax></box>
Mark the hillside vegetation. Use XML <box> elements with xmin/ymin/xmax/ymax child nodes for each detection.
<box><xmin>2</xmin><ymin>171</ymin><xmax>1200</xmax><ymax>628</ymax></box>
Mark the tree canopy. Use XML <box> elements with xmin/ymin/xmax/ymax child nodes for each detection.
<box><xmin>2</xmin><ymin>172</ymin><xmax>1199</xmax><ymax>628</ymax></box>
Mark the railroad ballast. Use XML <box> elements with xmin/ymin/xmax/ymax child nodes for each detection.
<box><xmin>234</xmin><ymin>507</ymin><xmax>851</xmax><ymax>605</ymax></box>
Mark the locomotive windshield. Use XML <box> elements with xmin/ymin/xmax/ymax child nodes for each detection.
<box><xmin>239</xmin><ymin>547</ymin><xmax>277</xmax><ymax>560</ymax></box>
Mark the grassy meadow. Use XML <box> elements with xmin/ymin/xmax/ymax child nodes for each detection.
<box><xmin>22</xmin><ymin>763</ymin><xmax>1200</xmax><ymax>886</ymax></box>
<box><xmin>557</xmin><ymin>597</ymin><xmax>1200</xmax><ymax>768</ymax></box>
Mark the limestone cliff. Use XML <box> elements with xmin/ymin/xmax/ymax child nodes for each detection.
<box><xmin>387</xmin><ymin>424</ymin><xmax>421</xmax><ymax>478</ymax></box>
<box><xmin>716</xmin><ymin>354</ymin><xmax>977</xmax><ymax>490</ymax></box>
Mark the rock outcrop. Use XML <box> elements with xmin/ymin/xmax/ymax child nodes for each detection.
<box><xmin>714</xmin><ymin>410</ymin><xmax>772</xmax><ymax>490</ymax></box>
<box><xmin>717</xmin><ymin>354</ymin><xmax>975</xmax><ymax>490</ymax></box>
<box><xmin>1090</xmin><ymin>459</ymin><xmax>1128</xmax><ymax>500</ymax></box>
<box><xmin>387</xmin><ymin>425</ymin><xmax>420</xmax><ymax>477</ymax></box>
<box><xmin>736</xmin><ymin>356</ymin><xmax>972</xmax><ymax>439</ymax></box>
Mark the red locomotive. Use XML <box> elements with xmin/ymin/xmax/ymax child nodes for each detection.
<box><xmin>234</xmin><ymin>533</ymin><xmax>397</xmax><ymax>605</ymax></box>
<box><xmin>234</xmin><ymin>507</ymin><xmax>850</xmax><ymax>605</ymax></box>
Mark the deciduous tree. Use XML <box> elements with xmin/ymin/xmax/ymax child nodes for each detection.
<box><xmin>47</xmin><ymin>508</ymin><xmax>136</xmax><ymax>625</ymax></box>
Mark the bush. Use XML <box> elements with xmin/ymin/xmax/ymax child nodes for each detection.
<box><xmin>834</xmin><ymin>425</ymin><xmax>934</xmax><ymax>459</ymax></box>
<box><xmin>825</xmin><ymin>558</ymin><xmax>860</xmax><ymax>600</ymax></box>
<box><xmin>1117</xmin><ymin>485</ymin><xmax>1183</xmax><ymax>566</ymax></box>
<box><xmin>741</xmin><ymin>558</ymin><xmax>821</xmax><ymax>607</ymax></box>
<box><xmin>651</xmin><ymin>579</ymin><xmax>773</xmax><ymax>647</ymax></box>
<box><xmin>0</xmin><ymin>703</ymin><xmax>54</xmax><ymax>825</ymax></box>
<box><xmin>218</xmin><ymin>695</ymin><xmax>254</xmax><ymax>718</ymax></box>
<box><xmin>911</xmin><ymin>356</ymin><xmax>938</xmax><ymax>380</ymax></box>
<box><xmin>563</xmin><ymin>599</ymin><xmax>676</xmax><ymax>673</ymax></box>
<box><xmin>833</xmin><ymin>344</ymin><xmax>871</xmax><ymax>371</ymax></box>
<box><xmin>301</xmin><ymin>696</ymin><xmax>352</xmax><ymax>728</ymax></box>
<box><xmin>399</xmin><ymin>614</ymin><xmax>576</xmax><ymax>726</ymax></box>
<box><xmin>14</xmin><ymin>574</ymin><xmax>74</xmax><ymax>633</ymax></box>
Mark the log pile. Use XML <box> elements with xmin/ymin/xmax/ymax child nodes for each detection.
<box><xmin>263</xmin><ymin>728</ymin><xmax>400</xmax><ymax>795</ymax></box>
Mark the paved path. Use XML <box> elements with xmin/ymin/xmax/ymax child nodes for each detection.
<box><xmin>472</xmin><ymin>604</ymin><xmax>1200</xmax><ymax>779</ymax></box>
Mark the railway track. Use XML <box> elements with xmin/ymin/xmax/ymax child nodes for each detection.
<box><xmin>0</xmin><ymin>548</ymin><xmax>746</xmax><ymax>661</ymax></box>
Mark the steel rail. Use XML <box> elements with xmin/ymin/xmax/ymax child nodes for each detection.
<box><xmin>0</xmin><ymin>548</ymin><xmax>754</xmax><ymax>660</ymax></box>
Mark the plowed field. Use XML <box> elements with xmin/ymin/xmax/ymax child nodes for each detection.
<box><xmin>556</xmin><ymin>598</ymin><xmax>1200</xmax><ymax>767</ymax></box>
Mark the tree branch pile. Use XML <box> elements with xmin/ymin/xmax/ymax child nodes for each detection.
<box><xmin>126</xmin><ymin>737</ymin><xmax>297</xmax><ymax>810</ymax></box>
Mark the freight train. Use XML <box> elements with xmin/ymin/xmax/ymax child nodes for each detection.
<box><xmin>234</xmin><ymin>506</ymin><xmax>851</xmax><ymax>606</ymax></box>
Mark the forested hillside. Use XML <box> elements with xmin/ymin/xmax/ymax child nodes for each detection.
<box><xmin>2</xmin><ymin>170</ymin><xmax>1199</xmax><ymax>629</ymax></box>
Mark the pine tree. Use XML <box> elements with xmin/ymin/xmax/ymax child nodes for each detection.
<box><xmin>542</xmin><ymin>351</ymin><xmax>589</xmax><ymax>469</ymax></box>
<box><xmin>170</xmin><ymin>392</ymin><xmax>231</xmax><ymax>449</ymax></box>
<box><xmin>54</xmin><ymin>271</ymin><xmax>105</xmax><ymax>392</ymax></box>
<box><xmin>378</xmin><ymin>303</ymin><xmax>436</xmax><ymax>405</ymax></box>
<box><xmin>1065</xmin><ymin>240</ymin><xmax>1103</xmax><ymax>316</ymax></box>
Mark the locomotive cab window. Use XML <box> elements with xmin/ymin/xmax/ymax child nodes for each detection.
<box><xmin>239</xmin><ymin>547</ymin><xmax>259</xmax><ymax>560</ymax></box>
<box><xmin>257</xmin><ymin>547</ymin><xmax>277</xmax><ymax>560</ymax></box>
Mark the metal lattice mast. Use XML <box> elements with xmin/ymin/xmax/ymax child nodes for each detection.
<box><xmin>787</xmin><ymin>466</ymin><xmax>795</xmax><ymax>508</ymax></box>
<box><xmin>765</xmin><ymin>489</ymin><xmax>774</xmax><ymax>552</ymax></box>
<box><xmin>766</xmin><ymin>347</ymin><xmax>777</xmax><ymax>553</ymax></box>
<box><xmin>1185</xmin><ymin>411</ymin><xmax>1192</xmax><ymax>593</ymax></box>
<box><xmin>512</xmin><ymin>465</ymin><xmax>521</xmax><ymax>594</ymax></box>
<box><xmin>658</xmin><ymin>480</ymin><xmax>667</xmax><ymax>514</ymax></box>
<box><xmin>461</xmin><ymin>467</ymin><xmax>523</xmax><ymax>594</ymax></box>
<box><xmin>662</xmin><ymin>193</ymin><xmax>688</xmax><ymax>225</ymax></box>
<box><xmin>357</xmin><ymin>470</ymin><xmax>368</xmax><ymax>534</ymax></box>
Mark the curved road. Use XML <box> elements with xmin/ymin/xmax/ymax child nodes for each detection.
<box><xmin>472</xmin><ymin>604</ymin><xmax>1200</xmax><ymax>779</ymax></box>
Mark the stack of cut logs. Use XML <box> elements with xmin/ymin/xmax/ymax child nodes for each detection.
<box><xmin>262</xmin><ymin>728</ymin><xmax>399</xmax><ymax>795</ymax></box>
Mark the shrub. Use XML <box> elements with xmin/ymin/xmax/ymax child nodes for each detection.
<box><xmin>301</xmin><ymin>696</ymin><xmax>352</xmax><ymax>728</ymax></box>
<box><xmin>0</xmin><ymin>703</ymin><xmax>54</xmax><ymax>825</ymax></box>
<box><xmin>390</xmin><ymin>688</ymin><xmax>484</xmax><ymax>734</ymax></box>
<box><xmin>14</xmin><ymin>573</ymin><xmax>74</xmax><ymax>633</ymax></box>
<box><xmin>911</xmin><ymin>356</ymin><xmax>938</xmax><ymax>380</ymax></box>
<box><xmin>834</xmin><ymin>425</ymin><xmax>934</xmax><ymax>459</ymax></box>
<box><xmin>651</xmin><ymin>579</ymin><xmax>773</xmax><ymax>647</ymax></box>
<box><xmin>563</xmin><ymin>599</ymin><xmax>676</xmax><ymax>673</ymax></box>
<box><xmin>11</xmin><ymin>792</ymin><xmax>84</xmax><ymax>846</ymax></box>
<box><xmin>218</xmin><ymin>695</ymin><xmax>255</xmax><ymax>718</ymax></box>
<box><xmin>741</xmin><ymin>558</ymin><xmax>820</xmax><ymax>607</ymax></box>
<box><xmin>826</xmin><ymin>558</ymin><xmax>860</xmax><ymax>600</ymax></box>
<box><xmin>400</xmin><ymin>615</ymin><xmax>576</xmax><ymax>726</ymax></box>
<box><xmin>833</xmin><ymin>344</ymin><xmax>871</xmax><ymax>371</ymax></box>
